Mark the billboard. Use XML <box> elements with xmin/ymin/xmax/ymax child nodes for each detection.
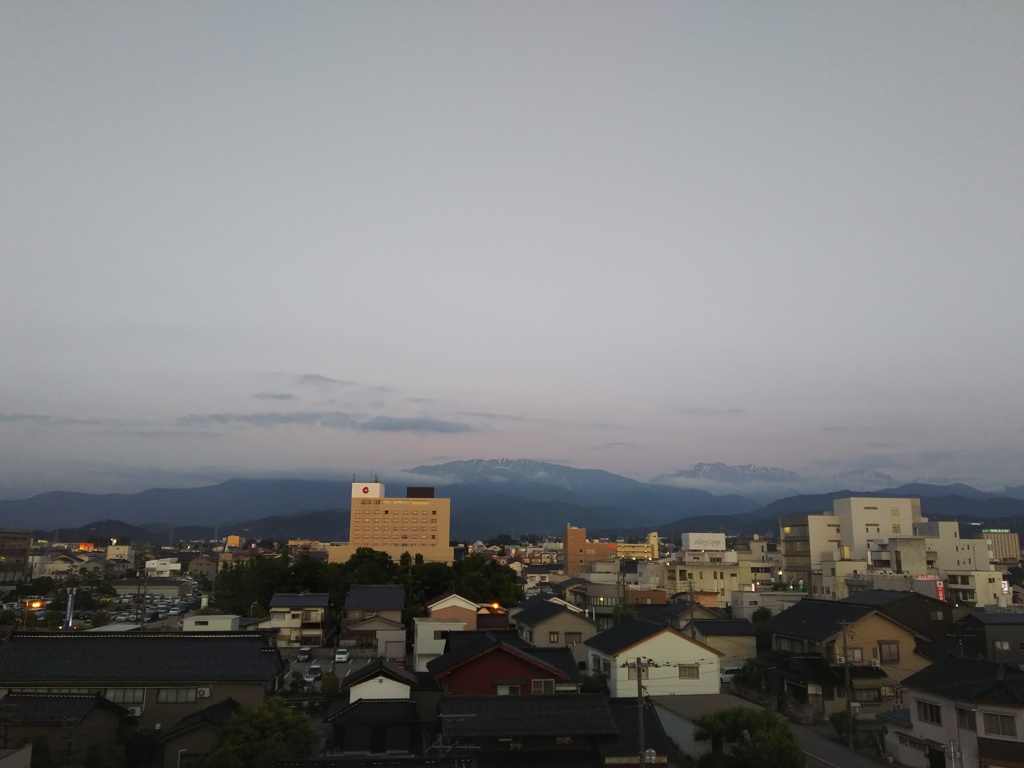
<box><xmin>680</xmin><ymin>533</ymin><xmax>726</xmax><ymax>551</ymax></box>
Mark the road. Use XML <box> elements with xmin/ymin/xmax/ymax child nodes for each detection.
<box><xmin>790</xmin><ymin>722</ymin><xmax>886</xmax><ymax>768</ymax></box>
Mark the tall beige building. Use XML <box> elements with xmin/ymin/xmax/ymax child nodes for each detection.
<box><xmin>328</xmin><ymin>483</ymin><xmax>454</xmax><ymax>564</ymax></box>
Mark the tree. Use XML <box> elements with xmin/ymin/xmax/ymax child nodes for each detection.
<box><xmin>751</xmin><ymin>606</ymin><xmax>773</xmax><ymax>624</ymax></box>
<box><xmin>695</xmin><ymin>707</ymin><xmax>805</xmax><ymax>768</ymax></box>
<box><xmin>196</xmin><ymin>698</ymin><xmax>318</xmax><ymax>768</ymax></box>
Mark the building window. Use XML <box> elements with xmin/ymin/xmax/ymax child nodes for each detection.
<box><xmin>497</xmin><ymin>685</ymin><xmax>520</xmax><ymax>695</ymax></box>
<box><xmin>916</xmin><ymin>700</ymin><xmax>941</xmax><ymax>726</ymax></box>
<box><xmin>433</xmin><ymin>630</ymin><xmax>447</xmax><ymax>640</ymax></box>
<box><xmin>548</xmin><ymin>631</ymin><xmax>559</xmax><ymax>644</ymax></box>
<box><xmin>565</xmin><ymin>632</ymin><xmax>582</xmax><ymax>644</ymax></box>
<box><xmin>106</xmin><ymin>688</ymin><xmax>144</xmax><ymax>704</ymax></box>
<box><xmin>995</xmin><ymin>640</ymin><xmax>1010</xmax><ymax>651</ymax></box>
<box><xmin>983</xmin><ymin>712</ymin><xmax>1017</xmax><ymax>738</ymax></box>
<box><xmin>157</xmin><ymin>688</ymin><xmax>197</xmax><ymax>704</ymax></box>
<box><xmin>848</xmin><ymin>648</ymin><xmax>863</xmax><ymax>662</ymax></box>
<box><xmin>892</xmin><ymin>524</ymin><xmax>901</xmax><ymax>534</ymax></box>
<box><xmin>956</xmin><ymin>708</ymin><xmax>977</xmax><ymax>731</ymax></box>
<box><xmin>532</xmin><ymin>679</ymin><xmax>555</xmax><ymax>695</ymax></box>
<box><xmin>677</xmin><ymin>664</ymin><xmax>699</xmax><ymax>680</ymax></box>
<box><xmin>627</xmin><ymin>665</ymin><xmax>649</xmax><ymax>680</ymax></box>
<box><xmin>878</xmin><ymin>641</ymin><xmax>899</xmax><ymax>663</ymax></box>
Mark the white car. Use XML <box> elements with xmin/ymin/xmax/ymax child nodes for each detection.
<box><xmin>334</xmin><ymin>648</ymin><xmax>350</xmax><ymax>663</ymax></box>
<box><xmin>720</xmin><ymin>667</ymin><xmax>742</xmax><ymax>685</ymax></box>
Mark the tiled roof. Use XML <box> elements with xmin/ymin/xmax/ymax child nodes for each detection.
<box><xmin>0</xmin><ymin>632</ymin><xmax>283</xmax><ymax>685</ymax></box>
<box><xmin>427</xmin><ymin>633</ymin><xmax>570</xmax><ymax>680</ymax></box>
<box><xmin>155</xmin><ymin>698</ymin><xmax>241</xmax><ymax>741</ymax></box>
<box><xmin>902</xmin><ymin>657</ymin><xmax>1024</xmax><ymax>706</ymax></box>
<box><xmin>437</xmin><ymin>694</ymin><xmax>617</xmax><ymax>737</ymax></box>
<box><xmin>601</xmin><ymin>697</ymin><xmax>673</xmax><ymax>759</ymax></box>
<box><xmin>758</xmin><ymin>600</ymin><xmax>876</xmax><ymax>642</ymax></box>
<box><xmin>959</xmin><ymin>611</ymin><xmax>1024</xmax><ymax>625</ymax></box>
<box><xmin>0</xmin><ymin>693</ymin><xmax>121</xmax><ymax>724</ymax></box>
<box><xmin>584</xmin><ymin>618</ymin><xmax>669</xmax><ymax>655</ymax></box>
<box><xmin>527</xmin><ymin>648</ymin><xmax>583</xmax><ymax>681</ymax></box>
<box><xmin>341</xmin><ymin>658</ymin><xmax>418</xmax><ymax>689</ymax></box>
<box><xmin>691</xmin><ymin>619</ymin><xmax>757</xmax><ymax>637</ymax></box>
<box><xmin>444</xmin><ymin>630</ymin><xmax>527</xmax><ymax>652</ymax></box>
<box><xmin>269</xmin><ymin>593</ymin><xmax>330</xmax><ymax>608</ymax></box>
<box><xmin>345</xmin><ymin>585</ymin><xmax>405</xmax><ymax>611</ymax></box>
<box><xmin>840</xmin><ymin>589</ymin><xmax>921</xmax><ymax>606</ymax></box>
<box><xmin>511</xmin><ymin>600</ymin><xmax>580</xmax><ymax>628</ymax></box>
<box><xmin>325</xmin><ymin>698</ymin><xmax>417</xmax><ymax>724</ymax></box>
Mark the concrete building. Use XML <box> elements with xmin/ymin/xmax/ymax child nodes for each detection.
<box><xmin>616</xmin><ymin>532</ymin><xmax>660</xmax><ymax>561</ymax></box>
<box><xmin>563</xmin><ymin>524</ymin><xmax>617</xmax><ymax>578</ymax></box>
<box><xmin>0</xmin><ymin>531</ymin><xmax>33</xmax><ymax>584</ymax></box>
<box><xmin>980</xmin><ymin>528</ymin><xmax>1021</xmax><ymax>565</ymax></box>
<box><xmin>329</xmin><ymin>483</ymin><xmax>454</xmax><ymax>565</ymax></box>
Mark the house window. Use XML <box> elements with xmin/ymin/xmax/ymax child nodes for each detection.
<box><xmin>194</xmin><ymin>620</ymin><xmax>208</xmax><ymax>626</ymax></box>
<box><xmin>548</xmin><ymin>631</ymin><xmax>559</xmax><ymax>644</ymax></box>
<box><xmin>916</xmin><ymin>700</ymin><xmax>941</xmax><ymax>726</ymax></box>
<box><xmin>878</xmin><ymin>641</ymin><xmax>899</xmax><ymax>663</ymax></box>
<box><xmin>496</xmin><ymin>685</ymin><xmax>520</xmax><ymax>695</ymax></box>
<box><xmin>532</xmin><ymin>679</ymin><xmax>555</xmax><ymax>695</ymax></box>
<box><xmin>565</xmin><ymin>632</ymin><xmax>582</xmax><ymax>644</ymax></box>
<box><xmin>106</xmin><ymin>688</ymin><xmax>144</xmax><ymax>704</ymax></box>
<box><xmin>983</xmin><ymin>712</ymin><xmax>1017</xmax><ymax>738</ymax></box>
<box><xmin>995</xmin><ymin>641</ymin><xmax>1010</xmax><ymax>651</ymax></box>
<box><xmin>627</xmin><ymin>665</ymin><xmax>649</xmax><ymax>680</ymax></box>
<box><xmin>847</xmin><ymin>648</ymin><xmax>863</xmax><ymax>662</ymax></box>
<box><xmin>433</xmin><ymin>630</ymin><xmax>447</xmax><ymax>640</ymax></box>
<box><xmin>677</xmin><ymin>664</ymin><xmax>699</xmax><ymax>680</ymax></box>
<box><xmin>157</xmin><ymin>688</ymin><xmax>198</xmax><ymax>704</ymax></box>
<box><xmin>956</xmin><ymin>708</ymin><xmax>977</xmax><ymax>731</ymax></box>
<box><xmin>892</xmin><ymin>524</ymin><xmax>901</xmax><ymax>534</ymax></box>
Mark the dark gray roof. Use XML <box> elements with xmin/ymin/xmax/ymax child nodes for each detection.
<box><xmin>691</xmin><ymin>619</ymin><xmax>757</xmax><ymax>637</ymax></box>
<box><xmin>759</xmin><ymin>600</ymin><xmax>876</xmax><ymax>642</ymax></box>
<box><xmin>840</xmin><ymin>589</ymin><xmax>924</xmax><ymax>606</ymax></box>
<box><xmin>527</xmin><ymin>648</ymin><xmax>583</xmax><ymax>681</ymax></box>
<box><xmin>325</xmin><ymin>698</ymin><xmax>417</xmax><ymax>724</ymax></box>
<box><xmin>0</xmin><ymin>632</ymin><xmax>283</xmax><ymax>685</ymax></box>
<box><xmin>437</xmin><ymin>694</ymin><xmax>616</xmax><ymax>737</ymax></box>
<box><xmin>512</xmin><ymin>599</ymin><xmax>584</xmax><ymax>628</ymax></box>
<box><xmin>269</xmin><ymin>593</ymin><xmax>330</xmax><ymax>608</ymax></box>
<box><xmin>427</xmin><ymin>633</ymin><xmax>570</xmax><ymax>680</ymax></box>
<box><xmin>959</xmin><ymin>611</ymin><xmax>1024</xmax><ymax>625</ymax></box>
<box><xmin>444</xmin><ymin>630</ymin><xmax>528</xmax><ymax>652</ymax></box>
<box><xmin>902</xmin><ymin>657</ymin><xmax>1024</xmax><ymax>706</ymax></box>
<box><xmin>0</xmin><ymin>693</ymin><xmax>123</xmax><ymax>724</ymax></box>
<box><xmin>601</xmin><ymin>698</ymin><xmax>673</xmax><ymax>760</ymax></box>
<box><xmin>340</xmin><ymin>658</ymin><xmax>419</xmax><ymax>690</ymax></box>
<box><xmin>584</xmin><ymin>617</ymin><xmax>669</xmax><ymax>655</ymax></box>
<box><xmin>345</xmin><ymin>585</ymin><xmax>405</xmax><ymax>611</ymax></box>
<box><xmin>155</xmin><ymin>698</ymin><xmax>241</xmax><ymax>741</ymax></box>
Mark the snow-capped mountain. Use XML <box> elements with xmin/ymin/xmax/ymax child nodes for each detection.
<box><xmin>652</xmin><ymin>462</ymin><xmax>800</xmax><ymax>485</ymax></box>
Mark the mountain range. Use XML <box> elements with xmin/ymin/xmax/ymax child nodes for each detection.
<box><xmin>3</xmin><ymin>459</ymin><xmax>1024</xmax><ymax>544</ymax></box>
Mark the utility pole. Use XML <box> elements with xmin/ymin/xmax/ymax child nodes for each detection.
<box><xmin>842</xmin><ymin>621</ymin><xmax>853</xmax><ymax>750</ymax></box>
<box><xmin>637</xmin><ymin>656</ymin><xmax>646</xmax><ymax>766</ymax></box>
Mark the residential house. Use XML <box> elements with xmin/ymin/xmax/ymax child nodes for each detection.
<box><xmin>758</xmin><ymin>599</ymin><xmax>930</xmax><ymax>722</ymax></box>
<box><xmin>511</xmin><ymin>596</ymin><xmax>597</xmax><ymax>667</ymax></box>
<box><xmin>652</xmin><ymin>693</ymin><xmax>763</xmax><ymax>762</ymax></box>
<box><xmin>880</xmin><ymin>657</ymin><xmax>1024</xmax><ymax>768</ymax></box>
<box><xmin>186</xmin><ymin>555</ymin><xmax>219</xmax><ymax>583</ymax></box>
<box><xmin>0</xmin><ymin>693</ymin><xmax>125</xmax><ymax>766</ymax></box>
<box><xmin>634</xmin><ymin>600</ymin><xmax>723</xmax><ymax>631</ymax></box>
<box><xmin>153</xmin><ymin>698</ymin><xmax>240</xmax><ymax>768</ymax></box>
<box><xmin>585</xmin><ymin>618</ymin><xmax>722</xmax><ymax>698</ymax></box>
<box><xmin>427</xmin><ymin>632</ymin><xmax>581</xmax><ymax>695</ymax></box>
<box><xmin>342</xmin><ymin>585</ymin><xmax>406</xmax><ymax>659</ymax></box>
<box><xmin>144</xmin><ymin>558</ymin><xmax>182</xmax><ymax>579</ymax></box>
<box><xmin>426</xmin><ymin>593</ymin><xmax>479</xmax><ymax>629</ymax></box>
<box><xmin>0</xmin><ymin>632</ymin><xmax>283</xmax><ymax>764</ymax></box>
<box><xmin>680</xmin><ymin>619</ymin><xmax>758</xmax><ymax>670</ymax></box>
<box><xmin>265</xmin><ymin>593</ymin><xmax>331</xmax><ymax>648</ymax></box>
<box><xmin>951</xmin><ymin>611</ymin><xmax>1024</xmax><ymax>664</ymax></box>
<box><xmin>839</xmin><ymin>589</ymin><xmax>956</xmax><ymax>642</ymax></box>
<box><xmin>325</xmin><ymin>659</ymin><xmax>440</xmax><ymax>757</ymax></box>
<box><xmin>436</xmin><ymin>693</ymin><xmax>673</xmax><ymax>767</ymax></box>
<box><xmin>412</xmin><ymin>616</ymin><xmax>465</xmax><ymax>672</ymax></box>
<box><xmin>565</xmin><ymin>582</ymin><xmax>667</xmax><ymax>630</ymax></box>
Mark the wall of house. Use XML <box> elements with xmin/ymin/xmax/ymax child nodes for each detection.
<box><xmin>429</xmin><ymin>604</ymin><xmax>477</xmax><ymax>630</ymax></box>
<box><xmin>350</xmin><ymin>677</ymin><xmax>411</xmax><ymax>703</ymax></box>
<box><xmin>7</xmin><ymin>709</ymin><xmax>119</xmax><ymax>765</ymax></box>
<box><xmin>413</xmin><ymin>618</ymin><xmax>466</xmax><ymax>672</ymax></box>
<box><xmin>441</xmin><ymin>651</ymin><xmax>565</xmax><ymax>695</ymax></box>
<box><xmin>160</xmin><ymin>723</ymin><xmax>224</xmax><ymax>768</ymax></box>
<box><xmin>139</xmin><ymin>683</ymin><xmax>266</xmax><ymax>730</ymax></box>
<box><xmin>594</xmin><ymin>632</ymin><xmax>720</xmax><ymax>698</ymax></box>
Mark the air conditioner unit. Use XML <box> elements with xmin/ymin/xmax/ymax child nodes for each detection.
<box><xmin>127</xmin><ymin>706</ymin><xmax>142</xmax><ymax>717</ymax></box>
<box><xmin>834</xmin><ymin>656</ymin><xmax>845</xmax><ymax>664</ymax></box>
<box><xmin>850</xmin><ymin>703</ymin><xmax>862</xmax><ymax>715</ymax></box>
<box><xmin>871</xmin><ymin>661</ymin><xmax>880</xmax><ymax>669</ymax></box>
<box><xmin>197</xmin><ymin>687</ymin><xmax>211</xmax><ymax>698</ymax></box>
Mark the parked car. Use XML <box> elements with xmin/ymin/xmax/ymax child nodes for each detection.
<box><xmin>296</xmin><ymin>647</ymin><xmax>313</xmax><ymax>662</ymax></box>
<box><xmin>334</xmin><ymin>648</ymin><xmax>350</xmax><ymax>664</ymax></box>
<box><xmin>303</xmin><ymin>664</ymin><xmax>323</xmax><ymax>682</ymax></box>
<box><xmin>720</xmin><ymin>667</ymin><xmax>742</xmax><ymax>685</ymax></box>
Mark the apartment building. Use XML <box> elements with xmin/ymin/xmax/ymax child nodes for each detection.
<box><xmin>329</xmin><ymin>483</ymin><xmax>454</xmax><ymax>565</ymax></box>
<box><xmin>563</xmin><ymin>524</ymin><xmax>617</xmax><ymax>577</ymax></box>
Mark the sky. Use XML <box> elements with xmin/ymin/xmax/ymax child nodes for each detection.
<box><xmin>2</xmin><ymin>2</ymin><xmax>1023</xmax><ymax>499</ymax></box>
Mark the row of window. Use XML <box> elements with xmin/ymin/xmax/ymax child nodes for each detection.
<box><xmin>496</xmin><ymin>679</ymin><xmax>557</xmax><ymax>695</ymax></box>
<box><xmin>106</xmin><ymin>687</ymin><xmax>200</xmax><ymax>704</ymax></box>
<box><xmin>917</xmin><ymin>700</ymin><xmax>1017</xmax><ymax>738</ymax></box>
<box><xmin>352</xmin><ymin>526</ymin><xmax>437</xmax><ymax>532</ymax></box>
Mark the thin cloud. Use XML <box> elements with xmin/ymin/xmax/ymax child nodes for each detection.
<box><xmin>590</xmin><ymin>442</ymin><xmax>642</xmax><ymax>451</ymax></box>
<box><xmin>0</xmin><ymin>413</ymin><xmax>125</xmax><ymax>427</ymax></box>
<box><xmin>251</xmin><ymin>392</ymin><xmax>296</xmax><ymax>401</ymax></box>
<box><xmin>357</xmin><ymin>416</ymin><xmax>475</xmax><ymax>434</ymax></box>
<box><xmin>295</xmin><ymin>374</ymin><xmax>355</xmax><ymax>387</ymax></box>
<box><xmin>678</xmin><ymin>408</ymin><xmax>746</xmax><ymax>417</ymax></box>
<box><xmin>821</xmin><ymin>425</ymin><xmax>849</xmax><ymax>432</ymax></box>
<box><xmin>463</xmin><ymin>411</ymin><xmax>547</xmax><ymax>423</ymax></box>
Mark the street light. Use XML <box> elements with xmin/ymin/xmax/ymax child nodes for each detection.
<box><xmin>249</xmin><ymin>601</ymin><xmax>258</xmax><ymax>617</ymax></box>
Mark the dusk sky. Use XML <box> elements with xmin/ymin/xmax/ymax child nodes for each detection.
<box><xmin>2</xmin><ymin>2</ymin><xmax>1022</xmax><ymax>499</ymax></box>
